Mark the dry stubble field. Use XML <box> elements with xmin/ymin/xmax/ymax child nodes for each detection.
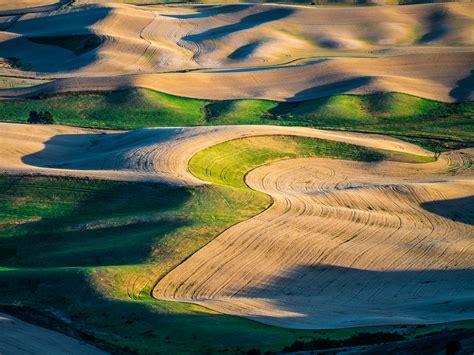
<box><xmin>0</xmin><ymin>0</ymin><xmax>473</xmax><ymax>353</ymax></box>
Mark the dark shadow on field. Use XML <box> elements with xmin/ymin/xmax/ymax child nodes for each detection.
<box><xmin>0</xmin><ymin>268</ymin><xmax>264</xmax><ymax>353</ymax></box>
<box><xmin>0</xmin><ymin>175</ymin><xmax>191</xmax><ymax>268</ymax></box>
<box><xmin>1</xmin><ymin>264</ymin><xmax>474</xmax><ymax>354</ymax></box>
<box><xmin>449</xmin><ymin>70</ymin><xmax>474</xmax><ymax>102</ymax></box>
<box><xmin>269</xmin><ymin>76</ymin><xmax>373</xmax><ymax>116</ymax></box>
<box><xmin>28</xmin><ymin>34</ymin><xmax>104</xmax><ymax>56</ymax></box>
<box><xmin>421</xmin><ymin>195</ymin><xmax>474</xmax><ymax>226</ymax></box>
<box><xmin>419</xmin><ymin>8</ymin><xmax>449</xmax><ymax>44</ymax></box>
<box><xmin>183</xmin><ymin>8</ymin><xmax>294</xmax><ymax>42</ymax></box>
<box><xmin>0</xmin><ymin>268</ymin><xmax>280</xmax><ymax>353</ymax></box>
<box><xmin>228</xmin><ymin>40</ymin><xmax>261</xmax><ymax>60</ymax></box>
<box><xmin>0</xmin><ymin>6</ymin><xmax>110</xmax><ymax>73</ymax></box>
<box><xmin>234</xmin><ymin>264</ymin><xmax>474</xmax><ymax>328</ymax></box>
<box><xmin>0</xmin><ymin>0</ymin><xmax>70</xmax><ymax>16</ymax></box>
<box><xmin>21</xmin><ymin>128</ymin><xmax>185</xmax><ymax>170</ymax></box>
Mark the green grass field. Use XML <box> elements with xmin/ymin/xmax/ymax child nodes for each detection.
<box><xmin>0</xmin><ymin>89</ymin><xmax>472</xmax><ymax>150</ymax></box>
<box><xmin>0</xmin><ymin>135</ymin><xmax>446</xmax><ymax>353</ymax></box>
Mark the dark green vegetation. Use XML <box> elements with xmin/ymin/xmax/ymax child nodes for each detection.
<box><xmin>0</xmin><ymin>57</ymin><xmax>32</xmax><ymax>71</ymax></box>
<box><xmin>0</xmin><ymin>175</ymin><xmax>289</xmax><ymax>353</ymax></box>
<box><xmin>27</xmin><ymin>110</ymin><xmax>54</xmax><ymax>124</ymax></box>
<box><xmin>1</xmin><ymin>89</ymin><xmax>207</xmax><ymax>128</ymax></box>
<box><xmin>0</xmin><ymin>89</ymin><xmax>472</xmax><ymax>150</ymax></box>
<box><xmin>27</xmin><ymin>35</ymin><xmax>103</xmax><ymax>56</ymax></box>
<box><xmin>282</xmin><ymin>332</ymin><xmax>405</xmax><ymax>352</ymax></box>
<box><xmin>0</xmin><ymin>135</ymin><xmax>444</xmax><ymax>353</ymax></box>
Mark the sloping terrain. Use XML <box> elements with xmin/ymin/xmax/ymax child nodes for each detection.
<box><xmin>0</xmin><ymin>2</ymin><xmax>473</xmax><ymax>101</ymax></box>
<box><xmin>0</xmin><ymin>122</ymin><xmax>430</xmax><ymax>185</ymax></box>
<box><xmin>1</xmin><ymin>121</ymin><xmax>472</xmax><ymax>330</ymax></box>
<box><xmin>0</xmin><ymin>1</ymin><xmax>64</xmax><ymax>13</ymax></box>
<box><xmin>0</xmin><ymin>90</ymin><xmax>472</xmax><ymax>148</ymax></box>
<box><xmin>0</xmin><ymin>313</ymin><xmax>105</xmax><ymax>354</ymax></box>
<box><xmin>0</xmin><ymin>0</ymin><xmax>473</xmax><ymax>350</ymax></box>
<box><xmin>0</xmin><ymin>121</ymin><xmax>472</xmax><ymax>354</ymax></box>
<box><xmin>1</xmin><ymin>50</ymin><xmax>473</xmax><ymax>102</ymax></box>
<box><xmin>154</xmin><ymin>145</ymin><xmax>474</xmax><ymax>328</ymax></box>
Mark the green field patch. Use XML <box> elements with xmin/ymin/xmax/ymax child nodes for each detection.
<box><xmin>0</xmin><ymin>136</ymin><xmax>457</xmax><ymax>353</ymax></box>
<box><xmin>0</xmin><ymin>89</ymin><xmax>208</xmax><ymax>129</ymax></box>
<box><xmin>0</xmin><ymin>89</ymin><xmax>472</xmax><ymax>148</ymax></box>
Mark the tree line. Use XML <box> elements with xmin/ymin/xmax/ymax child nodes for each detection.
<box><xmin>27</xmin><ymin>111</ymin><xmax>55</xmax><ymax>124</ymax></box>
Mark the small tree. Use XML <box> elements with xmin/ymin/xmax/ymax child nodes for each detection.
<box><xmin>27</xmin><ymin>110</ymin><xmax>39</xmax><ymax>124</ymax></box>
<box><xmin>41</xmin><ymin>111</ymin><xmax>54</xmax><ymax>124</ymax></box>
<box><xmin>27</xmin><ymin>110</ymin><xmax>54</xmax><ymax>124</ymax></box>
<box><xmin>446</xmin><ymin>340</ymin><xmax>461</xmax><ymax>355</ymax></box>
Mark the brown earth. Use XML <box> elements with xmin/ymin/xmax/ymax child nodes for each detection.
<box><xmin>154</xmin><ymin>151</ymin><xmax>474</xmax><ymax>328</ymax></box>
<box><xmin>0</xmin><ymin>3</ymin><xmax>472</xmax><ymax>101</ymax></box>
<box><xmin>0</xmin><ymin>313</ymin><xmax>106</xmax><ymax>354</ymax></box>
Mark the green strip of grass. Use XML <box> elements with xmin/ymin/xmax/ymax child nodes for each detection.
<box><xmin>189</xmin><ymin>135</ymin><xmax>385</xmax><ymax>189</ymax></box>
<box><xmin>0</xmin><ymin>137</ymin><xmax>461</xmax><ymax>353</ymax></box>
<box><xmin>0</xmin><ymin>89</ymin><xmax>208</xmax><ymax>128</ymax></box>
<box><xmin>0</xmin><ymin>89</ymin><xmax>472</xmax><ymax>148</ymax></box>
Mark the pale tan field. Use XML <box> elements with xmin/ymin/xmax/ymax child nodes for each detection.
<box><xmin>1</xmin><ymin>50</ymin><xmax>473</xmax><ymax>102</ymax></box>
<box><xmin>155</xmin><ymin>152</ymin><xmax>474</xmax><ymax>328</ymax></box>
<box><xmin>0</xmin><ymin>122</ymin><xmax>430</xmax><ymax>185</ymax></box>
<box><xmin>0</xmin><ymin>313</ymin><xmax>105</xmax><ymax>354</ymax></box>
<box><xmin>0</xmin><ymin>1</ymin><xmax>60</xmax><ymax>11</ymax></box>
<box><xmin>1</xmin><ymin>122</ymin><xmax>473</xmax><ymax>329</ymax></box>
<box><xmin>0</xmin><ymin>2</ymin><xmax>473</xmax><ymax>101</ymax></box>
<box><xmin>1</xmin><ymin>0</ymin><xmax>473</xmax><ymax>336</ymax></box>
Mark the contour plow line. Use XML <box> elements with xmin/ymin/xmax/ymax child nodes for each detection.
<box><xmin>2</xmin><ymin>122</ymin><xmax>473</xmax><ymax>324</ymax></box>
<box><xmin>0</xmin><ymin>122</ymin><xmax>433</xmax><ymax>301</ymax></box>
<box><xmin>0</xmin><ymin>3</ymin><xmax>473</xmax><ymax>102</ymax></box>
<box><xmin>0</xmin><ymin>123</ymin><xmax>430</xmax><ymax>186</ymax></box>
<box><xmin>153</xmin><ymin>148</ymin><xmax>474</xmax><ymax>329</ymax></box>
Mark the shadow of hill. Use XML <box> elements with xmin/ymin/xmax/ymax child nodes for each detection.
<box><xmin>0</xmin><ymin>6</ymin><xmax>111</xmax><ymax>73</ymax></box>
<box><xmin>0</xmin><ymin>267</ymin><xmax>300</xmax><ymax>354</ymax></box>
<box><xmin>0</xmin><ymin>175</ymin><xmax>190</xmax><ymax>268</ymax></box>
<box><xmin>183</xmin><ymin>8</ymin><xmax>294</xmax><ymax>42</ymax></box>
<box><xmin>233</xmin><ymin>263</ymin><xmax>474</xmax><ymax>328</ymax></box>
<box><xmin>28</xmin><ymin>34</ymin><xmax>103</xmax><ymax>56</ymax></box>
<box><xmin>420</xmin><ymin>8</ymin><xmax>449</xmax><ymax>44</ymax></box>
<box><xmin>449</xmin><ymin>70</ymin><xmax>474</xmax><ymax>102</ymax></box>
<box><xmin>422</xmin><ymin>195</ymin><xmax>474</xmax><ymax>226</ymax></box>
<box><xmin>228</xmin><ymin>40</ymin><xmax>261</xmax><ymax>60</ymax></box>
<box><xmin>269</xmin><ymin>76</ymin><xmax>373</xmax><ymax>116</ymax></box>
<box><xmin>21</xmin><ymin>128</ymin><xmax>184</xmax><ymax>171</ymax></box>
<box><xmin>4</xmin><ymin>260</ymin><xmax>472</xmax><ymax>355</ymax></box>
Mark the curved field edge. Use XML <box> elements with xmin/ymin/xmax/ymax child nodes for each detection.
<box><xmin>0</xmin><ymin>89</ymin><xmax>472</xmax><ymax>150</ymax></box>
<box><xmin>188</xmin><ymin>135</ymin><xmax>434</xmax><ymax>190</ymax></box>
<box><xmin>0</xmin><ymin>135</ymin><xmax>448</xmax><ymax>353</ymax></box>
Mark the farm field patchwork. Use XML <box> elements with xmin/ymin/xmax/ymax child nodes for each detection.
<box><xmin>0</xmin><ymin>90</ymin><xmax>472</xmax><ymax>149</ymax></box>
<box><xmin>0</xmin><ymin>0</ymin><xmax>473</xmax><ymax>353</ymax></box>
<box><xmin>1</xmin><ymin>135</ymin><xmax>449</xmax><ymax>353</ymax></box>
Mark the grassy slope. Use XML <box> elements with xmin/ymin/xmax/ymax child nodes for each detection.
<box><xmin>0</xmin><ymin>76</ymin><xmax>49</xmax><ymax>89</ymax></box>
<box><xmin>0</xmin><ymin>136</ymin><xmax>444</xmax><ymax>353</ymax></box>
<box><xmin>0</xmin><ymin>89</ymin><xmax>208</xmax><ymax>129</ymax></box>
<box><xmin>0</xmin><ymin>176</ymin><xmax>273</xmax><ymax>353</ymax></box>
<box><xmin>0</xmin><ymin>89</ymin><xmax>472</xmax><ymax>148</ymax></box>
